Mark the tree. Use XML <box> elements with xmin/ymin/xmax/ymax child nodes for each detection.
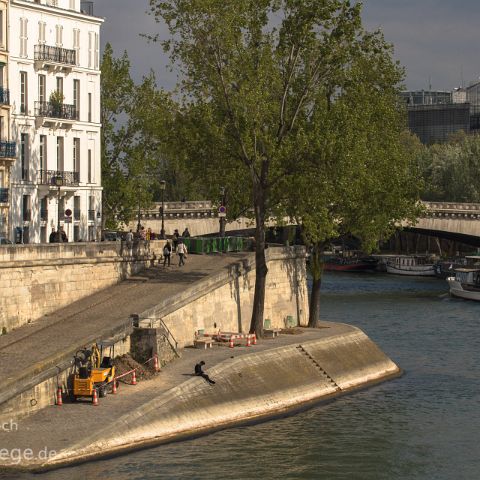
<box><xmin>287</xmin><ymin>40</ymin><xmax>422</xmax><ymax>326</ymax></box>
<box><xmin>148</xmin><ymin>0</ymin><xmax>420</xmax><ymax>335</ymax></box>
<box><xmin>101</xmin><ymin>43</ymin><xmax>175</xmax><ymax>229</ymax></box>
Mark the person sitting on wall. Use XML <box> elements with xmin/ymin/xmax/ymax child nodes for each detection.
<box><xmin>194</xmin><ymin>361</ymin><xmax>215</xmax><ymax>385</ymax></box>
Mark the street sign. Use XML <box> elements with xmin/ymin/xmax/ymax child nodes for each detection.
<box><xmin>65</xmin><ymin>209</ymin><xmax>72</xmax><ymax>217</ymax></box>
<box><xmin>218</xmin><ymin>205</ymin><xmax>226</xmax><ymax>218</ymax></box>
<box><xmin>64</xmin><ymin>217</ymin><xmax>72</xmax><ymax>224</ymax></box>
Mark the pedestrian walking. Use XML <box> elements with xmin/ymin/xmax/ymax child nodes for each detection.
<box><xmin>182</xmin><ymin>227</ymin><xmax>190</xmax><ymax>238</ymax></box>
<box><xmin>163</xmin><ymin>241</ymin><xmax>172</xmax><ymax>267</ymax></box>
<box><xmin>173</xmin><ymin>229</ymin><xmax>180</xmax><ymax>252</ymax></box>
<box><xmin>177</xmin><ymin>241</ymin><xmax>187</xmax><ymax>266</ymax></box>
<box><xmin>126</xmin><ymin>229</ymin><xmax>134</xmax><ymax>256</ymax></box>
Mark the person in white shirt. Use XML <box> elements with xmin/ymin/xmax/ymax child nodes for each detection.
<box><xmin>177</xmin><ymin>241</ymin><xmax>187</xmax><ymax>266</ymax></box>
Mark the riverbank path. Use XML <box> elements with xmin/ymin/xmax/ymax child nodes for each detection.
<box><xmin>0</xmin><ymin>252</ymin><xmax>250</xmax><ymax>405</ymax></box>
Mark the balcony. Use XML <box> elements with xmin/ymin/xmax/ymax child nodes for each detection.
<box><xmin>0</xmin><ymin>142</ymin><xmax>16</xmax><ymax>159</ymax></box>
<box><xmin>38</xmin><ymin>170</ymin><xmax>80</xmax><ymax>187</ymax></box>
<box><xmin>0</xmin><ymin>188</ymin><xmax>8</xmax><ymax>203</ymax></box>
<box><xmin>34</xmin><ymin>45</ymin><xmax>76</xmax><ymax>71</ymax></box>
<box><xmin>35</xmin><ymin>101</ymin><xmax>79</xmax><ymax>128</ymax></box>
<box><xmin>0</xmin><ymin>88</ymin><xmax>10</xmax><ymax>106</ymax></box>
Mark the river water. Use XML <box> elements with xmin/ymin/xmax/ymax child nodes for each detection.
<box><xmin>7</xmin><ymin>273</ymin><xmax>480</xmax><ymax>479</ymax></box>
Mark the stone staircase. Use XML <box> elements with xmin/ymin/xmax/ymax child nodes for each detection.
<box><xmin>296</xmin><ymin>344</ymin><xmax>341</xmax><ymax>392</ymax></box>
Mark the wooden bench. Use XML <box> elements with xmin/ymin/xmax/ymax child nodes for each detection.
<box><xmin>194</xmin><ymin>337</ymin><xmax>214</xmax><ymax>349</ymax></box>
<box><xmin>263</xmin><ymin>329</ymin><xmax>281</xmax><ymax>338</ymax></box>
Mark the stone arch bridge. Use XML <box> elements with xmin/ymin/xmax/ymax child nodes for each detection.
<box><xmin>134</xmin><ymin>200</ymin><xmax>480</xmax><ymax>246</ymax></box>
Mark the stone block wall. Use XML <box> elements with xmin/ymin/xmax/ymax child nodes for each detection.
<box><xmin>142</xmin><ymin>247</ymin><xmax>309</xmax><ymax>348</ymax></box>
<box><xmin>0</xmin><ymin>242</ymin><xmax>151</xmax><ymax>333</ymax></box>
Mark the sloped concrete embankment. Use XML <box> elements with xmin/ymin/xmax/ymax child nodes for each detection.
<box><xmin>46</xmin><ymin>326</ymin><xmax>400</xmax><ymax>469</ymax></box>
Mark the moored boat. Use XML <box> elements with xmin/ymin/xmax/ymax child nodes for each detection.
<box><xmin>323</xmin><ymin>256</ymin><xmax>378</xmax><ymax>272</ymax></box>
<box><xmin>447</xmin><ymin>268</ymin><xmax>480</xmax><ymax>301</ymax></box>
<box><xmin>386</xmin><ymin>255</ymin><xmax>436</xmax><ymax>276</ymax></box>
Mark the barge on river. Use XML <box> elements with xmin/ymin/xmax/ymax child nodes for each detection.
<box><xmin>386</xmin><ymin>255</ymin><xmax>436</xmax><ymax>277</ymax></box>
<box><xmin>447</xmin><ymin>268</ymin><xmax>480</xmax><ymax>301</ymax></box>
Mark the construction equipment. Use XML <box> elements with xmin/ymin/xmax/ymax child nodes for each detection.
<box><xmin>71</xmin><ymin>341</ymin><xmax>117</xmax><ymax>402</ymax></box>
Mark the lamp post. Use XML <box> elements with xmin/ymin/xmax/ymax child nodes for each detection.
<box><xmin>219</xmin><ymin>186</ymin><xmax>226</xmax><ymax>237</ymax></box>
<box><xmin>159</xmin><ymin>180</ymin><xmax>166</xmax><ymax>239</ymax></box>
<box><xmin>53</xmin><ymin>175</ymin><xmax>63</xmax><ymax>243</ymax></box>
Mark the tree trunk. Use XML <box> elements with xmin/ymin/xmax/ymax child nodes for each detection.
<box><xmin>307</xmin><ymin>242</ymin><xmax>324</xmax><ymax>328</ymax></box>
<box><xmin>249</xmin><ymin>181</ymin><xmax>267</xmax><ymax>337</ymax></box>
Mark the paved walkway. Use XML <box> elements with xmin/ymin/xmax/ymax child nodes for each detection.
<box><xmin>0</xmin><ymin>324</ymin><xmax>351</xmax><ymax>470</ymax></box>
<box><xmin>0</xmin><ymin>253</ymin><xmax>249</xmax><ymax>403</ymax></box>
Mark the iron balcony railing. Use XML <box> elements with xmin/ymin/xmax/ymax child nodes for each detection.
<box><xmin>88</xmin><ymin>209</ymin><xmax>95</xmax><ymax>221</ymax></box>
<box><xmin>35</xmin><ymin>101</ymin><xmax>79</xmax><ymax>121</ymax></box>
<box><xmin>38</xmin><ymin>170</ymin><xmax>80</xmax><ymax>187</ymax></box>
<box><xmin>34</xmin><ymin>44</ymin><xmax>76</xmax><ymax>66</ymax></box>
<box><xmin>0</xmin><ymin>188</ymin><xmax>8</xmax><ymax>203</ymax></box>
<box><xmin>0</xmin><ymin>88</ymin><xmax>9</xmax><ymax>105</ymax></box>
<box><xmin>0</xmin><ymin>142</ymin><xmax>16</xmax><ymax>158</ymax></box>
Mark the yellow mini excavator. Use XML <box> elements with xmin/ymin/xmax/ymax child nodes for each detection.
<box><xmin>71</xmin><ymin>341</ymin><xmax>117</xmax><ymax>401</ymax></box>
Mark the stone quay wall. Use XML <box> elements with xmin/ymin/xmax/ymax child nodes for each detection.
<box><xmin>140</xmin><ymin>247</ymin><xmax>309</xmax><ymax>348</ymax></box>
<box><xmin>0</xmin><ymin>242</ymin><xmax>154</xmax><ymax>334</ymax></box>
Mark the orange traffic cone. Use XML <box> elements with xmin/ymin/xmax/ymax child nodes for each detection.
<box><xmin>92</xmin><ymin>388</ymin><xmax>99</xmax><ymax>406</ymax></box>
<box><xmin>154</xmin><ymin>354</ymin><xmax>160</xmax><ymax>372</ymax></box>
<box><xmin>132</xmin><ymin>370</ymin><xmax>137</xmax><ymax>385</ymax></box>
<box><xmin>56</xmin><ymin>387</ymin><xmax>63</xmax><ymax>406</ymax></box>
<box><xmin>246</xmin><ymin>335</ymin><xmax>251</xmax><ymax>347</ymax></box>
<box><xmin>253</xmin><ymin>334</ymin><xmax>257</xmax><ymax>345</ymax></box>
<box><xmin>229</xmin><ymin>336</ymin><xmax>234</xmax><ymax>348</ymax></box>
<box><xmin>112</xmin><ymin>379</ymin><xmax>117</xmax><ymax>394</ymax></box>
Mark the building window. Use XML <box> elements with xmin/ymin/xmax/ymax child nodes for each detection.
<box><xmin>20</xmin><ymin>17</ymin><xmax>28</xmax><ymax>58</ymax></box>
<box><xmin>88</xmin><ymin>93</ymin><xmax>92</xmax><ymax>122</ymax></box>
<box><xmin>73</xmin><ymin>79</ymin><xmax>80</xmax><ymax>117</ymax></box>
<box><xmin>74</xmin><ymin>195</ymin><xmax>80</xmax><ymax>221</ymax></box>
<box><xmin>56</xmin><ymin>137</ymin><xmax>64</xmax><ymax>171</ymax></box>
<box><xmin>94</xmin><ymin>33</ymin><xmax>99</xmax><ymax>69</ymax></box>
<box><xmin>88</xmin><ymin>32</ymin><xmax>93</xmax><ymax>68</ymax></box>
<box><xmin>39</xmin><ymin>135</ymin><xmax>47</xmax><ymax>172</ymax></box>
<box><xmin>23</xmin><ymin>195</ymin><xmax>31</xmax><ymax>222</ymax></box>
<box><xmin>0</xmin><ymin>11</ymin><xmax>4</xmax><ymax>47</ymax></box>
<box><xmin>73</xmin><ymin>137</ymin><xmax>80</xmax><ymax>179</ymax></box>
<box><xmin>38</xmin><ymin>21</ymin><xmax>46</xmax><ymax>45</ymax></box>
<box><xmin>88</xmin><ymin>195</ymin><xmax>95</xmax><ymax>221</ymax></box>
<box><xmin>87</xmin><ymin>149</ymin><xmax>92</xmax><ymax>183</ymax></box>
<box><xmin>20</xmin><ymin>72</ymin><xmax>28</xmax><ymax>114</ymax></box>
<box><xmin>21</xmin><ymin>134</ymin><xmax>29</xmax><ymax>180</ymax></box>
<box><xmin>38</xmin><ymin>74</ymin><xmax>46</xmax><ymax>104</ymax></box>
<box><xmin>56</xmin><ymin>77</ymin><xmax>64</xmax><ymax>96</ymax></box>
<box><xmin>73</xmin><ymin>28</ymin><xmax>80</xmax><ymax>65</ymax></box>
<box><xmin>40</xmin><ymin>197</ymin><xmax>48</xmax><ymax>222</ymax></box>
<box><xmin>0</xmin><ymin>66</ymin><xmax>3</xmax><ymax>88</ymax></box>
<box><xmin>55</xmin><ymin>24</ymin><xmax>63</xmax><ymax>47</ymax></box>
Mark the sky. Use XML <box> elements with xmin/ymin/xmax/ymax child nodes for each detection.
<box><xmin>94</xmin><ymin>0</ymin><xmax>480</xmax><ymax>92</ymax></box>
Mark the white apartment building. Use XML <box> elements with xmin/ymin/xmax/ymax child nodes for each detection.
<box><xmin>9</xmin><ymin>0</ymin><xmax>103</xmax><ymax>243</ymax></box>
<box><xmin>0</xmin><ymin>0</ymin><xmax>15</xmax><ymax>240</ymax></box>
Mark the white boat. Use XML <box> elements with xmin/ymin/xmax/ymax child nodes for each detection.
<box><xmin>447</xmin><ymin>268</ymin><xmax>480</xmax><ymax>301</ymax></box>
<box><xmin>386</xmin><ymin>255</ymin><xmax>436</xmax><ymax>276</ymax></box>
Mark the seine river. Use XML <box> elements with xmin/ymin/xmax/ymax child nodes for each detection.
<box><xmin>8</xmin><ymin>273</ymin><xmax>480</xmax><ymax>479</ymax></box>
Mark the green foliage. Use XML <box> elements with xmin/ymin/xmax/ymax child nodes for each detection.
<box><xmin>49</xmin><ymin>90</ymin><xmax>64</xmax><ymax>106</ymax></box>
<box><xmin>418</xmin><ymin>132</ymin><xmax>480</xmax><ymax>203</ymax></box>
<box><xmin>101</xmin><ymin>43</ymin><xmax>178</xmax><ymax>229</ymax></box>
<box><xmin>148</xmin><ymin>0</ymin><xmax>421</xmax><ymax>331</ymax></box>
